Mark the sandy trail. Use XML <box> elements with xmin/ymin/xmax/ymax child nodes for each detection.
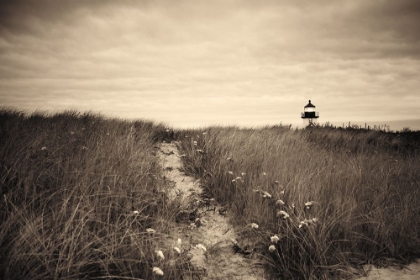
<box><xmin>354</xmin><ymin>260</ymin><xmax>420</xmax><ymax>280</ymax></box>
<box><xmin>159</xmin><ymin>141</ymin><xmax>267</xmax><ymax>280</ymax></box>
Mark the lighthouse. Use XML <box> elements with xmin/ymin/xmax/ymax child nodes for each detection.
<box><xmin>301</xmin><ymin>100</ymin><xmax>319</xmax><ymax>126</ymax></box>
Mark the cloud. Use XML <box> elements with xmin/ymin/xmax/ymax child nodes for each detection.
<box><xmin>0</xmin><ymin>0</ymin><xmax>420</xmax><ymax>129</ymax></box>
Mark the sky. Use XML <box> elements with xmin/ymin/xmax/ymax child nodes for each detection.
<box><xmin>1</xmin><ymin>0</ymin><xmax>420</xmax><ymax>130</ymax></box>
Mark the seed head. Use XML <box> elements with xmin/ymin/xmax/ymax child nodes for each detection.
<box><xmin>276</xmin><ymin>199</ymin><xmax>285</xmax><ymax>206</ymax></box>
<box><xmin>305</xmin><ymin>201</ymin><xmax>316</xmax><ymax>209</ymax></box>
<box><xmin>269</xmin><ymin>245</ymin><xmax>276</xmax><ymax>252</ymax></box>
<box><xmin>153</xmin><ymin>267</ymin><xmax>164</xmax><ymax>276</ymax></box>
<box><xmin>270</xmin><ymin>235</ymin><xmax>280</xmax><ymax>243</ymax></box>
<box><xmin>173</xmin><ymin>247</ymin><xmax>181</xmax><ymax>254</ymax></box>
<box><xmin>196</xmin><ymin>244</ymin><xmax>207</xmax><ymax>252</ymax></box>
<box><xmin>146</xmin><ymin>228</ymin><xmax>156</xmax><ymax>234</ymax></box>
<box><xmin>155</xmin><ymin>250</ymin><xmax>165</xmax><ymax>260</ymax></box>
<box><xmin>262</xmin><ymin>191</ymin><xmax>272</xmax><ymax>198</ymax></box>
<box><xmin>276</xmin><ymin>210</ymin><xmax>289</xmax><ymax>219</ymax></box>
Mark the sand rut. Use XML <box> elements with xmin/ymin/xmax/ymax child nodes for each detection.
<box><xmin>159</xmin><ymin>141</ymin><xmax>266</xmax><ymax>279</ymax></box>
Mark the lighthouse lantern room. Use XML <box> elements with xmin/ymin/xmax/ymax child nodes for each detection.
<box><xmin>301</xmin><ymin>100</ymin><xmax>319</xmax><ymax>126</ymax></box>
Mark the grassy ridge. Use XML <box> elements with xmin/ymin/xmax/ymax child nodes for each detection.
<box><xmin>0</xmin><ymin>109</ymin><xmax>185</xmax><ymax>279</ymax></box>
<box><xmin>178</xmin><ymin>125</ymin><xmax>420</xmax><ymax>279</ymax></box>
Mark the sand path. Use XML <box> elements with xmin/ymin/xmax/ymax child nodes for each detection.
<box><xmin>353</xmin><ymin>260</ymin><xmax>420</xmax><ymax>280</ymax></box>
<box><xmin>159</xmin><ymin>141</ymin><xmax>266</xmax><ymax>280</ymax></box>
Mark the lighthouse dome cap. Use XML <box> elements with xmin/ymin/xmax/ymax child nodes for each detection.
<box><xmin>304</xmin><ymin>100</ymin><xmax>316</xmax><ymax>108</ymax></box>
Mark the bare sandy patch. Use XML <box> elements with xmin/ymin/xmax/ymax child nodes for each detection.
<box><xmin>354</xmin><ymin>260</ymin><xmax>420</xmax><ymax>280</ymax></box>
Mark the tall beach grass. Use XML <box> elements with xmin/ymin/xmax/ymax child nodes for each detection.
<box><xmin>0</xmin><ymin>109</ymin><xmax>186</xmax><ymax>279</ymax></box>
<box><xmin>178</xmin><ymin>125</ymin><xmax>420</xmax><ymax>279</ymax></box>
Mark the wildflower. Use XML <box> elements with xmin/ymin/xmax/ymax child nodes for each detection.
<box><xmin>227</xmin><ymin>171</ymin><xmax>234</xmax><ymax>175</ymax></box>
<box><xmin>193</xmin><ymin>141</ymin><xmax>197</xmax><ymax>146</ymax></box>
<box><xmin>165</xmin><ymin>129</ymin><xmax>170</xmax><ymax>132</ymax></box>
<box><xmin>251</xmin><ymin>223</ymin><xmax>259</xmax><ymax>229</ymax></box>
<box><xmin>153</xmin><ymin>267</ymin><xmax>164</xmax><ymax>276</ymax></box>
<box><xmin>262</xmin><ymin>191</ymin><xmax>272</xmax><ymax>198</ymax></box>
<box><xmin>276</xmin><ymin>210</ymin><xmax>289</xmax><ymax>219</ymax></box>
<box><xmin>232</xmin><ymin>179</ymin><xmax>236</xmax><ymax>183</ymax></box>
<box><xmin>70</xmin><ymin>131</ymin><xmax>74</xmax><ymax>135</ymax></box>
<box><xmin>252</xmin><ymin>189</ymin><xmax>260</xmax><ymax>193</ymax></box>
<box><xmin>279</xmin><ymin>190</ymin><xmax>285</xmax><ymax>195</ymax></box>
<box><xmin>82</xmin><ymin>146</ymin><xmax>88</xmax><ymax>150</ymax></box>
<box><xmin>196</xmin><ymin>149</ymin><xmax>204</xmax><ymax>153</ymax></box>
<box><xmin>202</xmin><ymin>132</ymin><xmax>207</xmax><ymax>135</ymax></box>
<box><xmin>235</xmin><ymin>176</ymin><xmax>242</xmax><ymax>180</ymax></box>
<box><xmin>299</xmin><ymin>218</ymin><xmax>318</xmax><ymax>228</ymax></box>
<box><xmin>276</xmin><ymin>199</ymin><xmax>285</xmax><ymax>206</ymax></box>
<box><xmin>305</xmin><ymin>201</ymin><xmax>315</xmax><ymax>209</ymax></box>
<box><xmin>155</xmin><ymin>250</ymin><xmax>165</xmax><ymax>260</ymax></box>
<box><xmin>196</xmin><ymin>244</ymin><xmax>207</xmax><ymax>252</ymax></box>
<box><xmin>269</xmin><ymin>245</ymin><xmax>276</xmax><ymax>252</ymax></box>
<box><xmin>133</xmin><ymin>210</ymin><xmax>139</xmax><ymax>214</ymax></box>
<box><xmin>146</xmin><ymin>228</ymin><xmax>156</xmax><ymax>234</ymax></box>
<box><xmin>173</xmin><ymin>247</ymin><xmax>181</xmax><ymax>254</ymax></box>
<box><xmin>241</xmin><ymin>172</ymin><xmax>246</xmax><ymax>176</ymax></box>
<box><xmin>274</xmin><ymin>181</ymin><xmax>279</xmax><ymax>184</ymax></box>
<box><xmin>262</xmin><ymin>172</ymin><xmax>267</xmax><ymax>176</ymax></box>
<box><xmin>270</xmin><ymin>235</ymin><xmax>280</xmax><ymax>243</ymax></box>
<box><xmin>41</xmin><ymin>146</ymin><xmax>47</xmax><ymax>150</ymax></box>
<box><xmin>177</xmin><ymin>238</ymin><xmax>182</xmax><ymax>245</ymax></box>
<box><xmin>298</xmin><ymin>220</ymin><xmax>308</xmax><ymax>229</ymax></box>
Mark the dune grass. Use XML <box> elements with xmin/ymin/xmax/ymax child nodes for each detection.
<box><xmin>0</xmin><ymin>109</ymin><xmax>187</xmax><ymax>279</ymax></box>
<box><xmin>178</xmin><ymin>125</ymin><xmax>420</xmax><ymax>279</ymax></box>
<box><xmin>1</xmin><ymin>108</ymin><xmax>419</xmax><ymax>279</ymax></box>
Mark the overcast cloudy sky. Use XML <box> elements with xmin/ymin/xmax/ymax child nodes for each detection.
<box><xmin>1</xmin><ymin>0</ymin><xmax>419</xmax><ymax>130</ymax></box>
